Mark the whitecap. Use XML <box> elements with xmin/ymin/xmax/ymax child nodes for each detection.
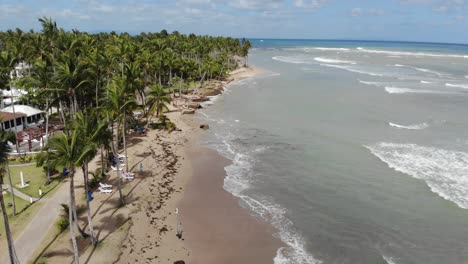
<box><xmin>385</xmin><ymin>86</ymin><xmax>454</xmax><ymax>94</ymax></box>
<box><xmin>420</xmin><ymin>80</ymin><xmax>433</xmax><ymax>84</ymax></box>
<box><xmin>314</xmin><ymin>47</ymin><xmax>350</xmax><ymax>51</ymax></box>
<box><xmin>320</xmin><ymin>64</ymin><xmax>384</xmax><ymax>77</ymax></box>
<box><xmin>383</xmin><ymin>255</ymin><xmax>399</xmax><ymax>264</ymax></box>
<box><xmin>272</xmin><ymin>56</ymin><xmax>306</xmax><ymax>64</ymax></box>
<box><xmin>366</xmin><ymin>143</ymin><xmax>468</xmax><ymax>209</ymax></box>
<box><xmin>355</xmin><ymin>47</ymin><xmax>468</xmax><ymax>59</ymax></box>
<box><xmin>393</xmin><ymin>64</ymin><xmax>445</xmax><ymax>76</ymax></box>
<box><xmin>314</xmin><ymin>57</ymin><xmax>356</xmax><ymax>64</ymax></box>
<box><xmin>359</xmin><ymin>80</ymin><xmax>384</xmax><ymax>86</ymax></box>
<box><xmin>446</xmin><ymin>83</ymin><xmax>468</xmax><ymax>89</ymax></box>
<box><xmin>389</xmin><ymin>122</ymin><xmax>429</xmax><ymax>130</ymax></box>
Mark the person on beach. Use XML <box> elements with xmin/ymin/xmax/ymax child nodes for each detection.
<box><xmin>177</xmin><ymin>221</ymin><xmax>183</xmax><ymax>239</ymax></box>
<box><xmin>140</xmin><ymin>163</ymin><xmax>143</xmax><ymax>173</ymax></box>
<box><xmin>175</xmin><ymin>208</ymin><xmax>183</xmax><ymax>239</ymax></box>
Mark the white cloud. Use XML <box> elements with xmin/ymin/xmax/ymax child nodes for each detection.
<box><xmin>228</xmin><ymin>0</ymin><xmax>283</xmax><ymax>10</ymax></box>
<box><xmin>294</xmin><ymin>0</ymin><xmax>328</xmax><ymax>9</ymax></box>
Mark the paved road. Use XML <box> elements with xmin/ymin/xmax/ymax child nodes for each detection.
<box><xmin>0</xmin><ymin>169</ymin><xmax>85</xmax><ymax>264</ymax></box>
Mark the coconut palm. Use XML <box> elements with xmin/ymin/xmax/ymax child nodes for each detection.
<box><xmin>0</xmin><ymin>129</ymin><xmax>20</xmax><ymax>264</ymax></box>
<box><xmin>37</xmin><ymin>131</ymin><xmax>95</xmax><ymax>264</ymax></box>
<box><xmin>105</xmin><ymin>77</ymin><xmax>136</xmax><ymax>204</ymax></box>
<box><xmin>71</xmin><ymin>111</ymin><xmax>108</xmax><ymax>246</ymax></box>
<box><xmin>146</xmin><ymin>83</ymin><xmax>171</xmax><ymax>125</ymax></box>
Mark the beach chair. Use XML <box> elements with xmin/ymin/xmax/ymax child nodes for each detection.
<box><xmin>99</xmin><ymin>182</ymin><xmax>112</xmax><ymax>189</ymax></box>
<box><xmin>111</xmin><ymin>166</ymin><xmax>123</xmax><ymax>171</ymax></box>
<box><xmin>98</xmin><ymin>187</ymin><xmax>112</xmax><ymax>194</ymax></box>
<box><xmin>121</xmin><ymin>172</ymin><xmax>135</xmax><ymax>181</ymax></box>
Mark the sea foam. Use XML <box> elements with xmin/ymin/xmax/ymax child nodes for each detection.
<box><xmin>389</xmin><ymin>122</ymin><xmax>429</xmax><ymax>130</ymax></box>
<box><xmin>359</xmin><ymin>80</ymin><xmax>385</xmax><ymax>86</ymax></box>
<box><xmin>314</xmin><ymin>57</ymin><xmax>356</xmax><ymax>64</ymax></box>
<box><xmin>383</xmin><ymin>255</ymin><xmax>399</xmax><ymax>264</ymax></box>
<box><xmin>314</xmin><ymin>47</ymin><xmax>350</xmax><ymax>51</ymax></box>
<box><xmin>272</xmin><ymin>56</ymin><xmax>307</xmax><ymax>64</ymax></box>
<box><xmin>366</xmin><ymin>143</ymin><xmax>468</xmax><ymax>209</ymax></box>
<box><xmin>355</xmin><ymin>47</ymin><xmax>468</xmax><ymax>59</ymax></box>
<box><xmin>384</xmin><ymin>87</ymin><xmax>451</xmax><ymax>94</ymax></box>
<box><xmin>206</xmin><ymin>128</ymin><xmax>321</xmax><ymax>264</ymax></box>
<box><xmin>446</xmin><ymin>83</ymin><xmax>468</xmax><ymax>89</ymax></box>
<box><xmin>320</xmin><ymin>64</ymin><xmax>384</xmax><ymax>77</ymax></box>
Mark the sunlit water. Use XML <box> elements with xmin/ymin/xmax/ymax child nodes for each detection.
<box><xmin>198</xmin><ymin>40</ymin><xmax>468</xmax><ymax>264</ymax></box>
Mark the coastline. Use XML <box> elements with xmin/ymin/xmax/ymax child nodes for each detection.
<box><xmin>178</xmin><ymin>65</ymin><xmax>284</xmax><ymax>264</ymax></box>
<box><xmin>20</xmin><ymin>65</ymin><xmax>280</xmax><ymax>264</ymax></box>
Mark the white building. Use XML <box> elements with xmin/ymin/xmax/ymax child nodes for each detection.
<box><xmin>1</xmin><ymin>105</ymin><xmax>44</xmax><ymax>131</ymax></box>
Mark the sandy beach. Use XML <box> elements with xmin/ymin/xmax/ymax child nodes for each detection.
<box><xmin>12</xmin><ymin>65</ymin><xmax>280</xmax><ymax>264</ymax></box>
<box><xmin>116</xmin><ymin>65</ymin><xmax>283</xmax><ymax>264</ymax></box>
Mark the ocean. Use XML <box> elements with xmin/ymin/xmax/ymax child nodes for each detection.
<box><xmin>198</xmin><ymin>39</ymin><xmax>468</xmax><ymax>264</ymax></box>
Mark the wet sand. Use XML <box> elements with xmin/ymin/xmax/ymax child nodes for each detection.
<box><xmin>179</xmin><ymin>141</ymin><xmax>283</xmax><ymax>264</ymax></box>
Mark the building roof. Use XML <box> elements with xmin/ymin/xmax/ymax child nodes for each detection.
<box><xmin>1</xmin><ymin>105</ymin><xmax>44</xmax><ymax>117</ymax></box>
<box><xmin>0</xmin><ymin>111</ymin><xmax>27</xmax><ymax>122</ymax></box>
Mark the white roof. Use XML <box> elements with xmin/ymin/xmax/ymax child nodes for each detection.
<box><xmin>2</xmin><ymin>105</ymin><xmax>44</xmax><ymax>117</ymax></box>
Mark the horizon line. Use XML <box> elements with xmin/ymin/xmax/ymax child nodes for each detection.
<box><xmin>244</xmin><ymin>38</ymin><xmax>468</xmax><ymax>46</ymax></box>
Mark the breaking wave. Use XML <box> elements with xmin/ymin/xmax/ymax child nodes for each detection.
<box><xmin>314</xmin><ymin>57</ymin><xmax>356</xmax><ymax>64</ymax></box>
<box><xmin>446</xmin><ymin>83</ymin><xmax>468</xmax><ymax>89</ymax></box>
<box><xmin>385</xmin><ymin>87</ymin><xmax>453</xmax><ymax>94</ymax></box>
<box><xmin>366</xmin><ymin>143</ymin><xmax>468</xmax><ymax>209</ymax></box>
<box><xmin>355</xmin><ymin>48</ymin><xmax>468</xmax><ymax>59</ymax></box>
<box><xmin>320</xmin><ymin>64</ymin><xmax>384</xmax><ymax>77</ymax></box>
<box><xmin>389</xmin><ymin>122</ymin><xmax>429</xmax><ymax>130</ymax></box>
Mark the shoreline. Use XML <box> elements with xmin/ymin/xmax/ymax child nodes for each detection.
<box><xmin>15</xmin><ymin>65</ymin><xmax>279</xmax><ymax>264</ymax></box>
<box><xmin>178</xmin><ymin>65</ymin><xmax>284</xmax><ymax>264</ymax></box>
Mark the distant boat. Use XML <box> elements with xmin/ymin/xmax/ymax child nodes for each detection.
<box><xmin>260</xmin><ymin>40</ymin><xmax>264</xmax><ymax>42</ymax></box>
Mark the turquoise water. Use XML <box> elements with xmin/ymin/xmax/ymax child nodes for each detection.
<box><xmin>200</xmin><ymin>40</ymin><xmax>468</xmax><ymax>264</ymax></box>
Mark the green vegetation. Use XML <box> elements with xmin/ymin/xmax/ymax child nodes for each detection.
<box><xmin>8</xmin><ymin>164</ymin><xmax>63</xmax><ymax>198</ymax></box>
<box><xmin>0</xmin><ymin>17</ymin><xmax>251</xmax><ymax>264</ymax></box>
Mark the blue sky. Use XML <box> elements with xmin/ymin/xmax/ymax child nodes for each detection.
<box><xmin>1</xmin><ymin>0</ymin><xmax>467</xmax><ymax>43</ymax></box>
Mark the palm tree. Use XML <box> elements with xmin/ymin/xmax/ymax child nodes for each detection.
<box><xmin>0</xmin><ymin>128</ymin><xmax>20</xmax><ymax>264</ymax></box>
<box><xmin>71</xmin><ymin>112</ymin><xmax>107</xmax><ymax>246</ymax></box>
<box><xmin>146</xmin><ymin>83</ymin><xmax>171</xmax><ymax>125</ymax></box>
<box><xmin>37</xmin><ymin>131</ymin><xmax>95</xmax><ymax>264</ymax></box>
<box><xmin>105</xmin><ymin>77</ymin><xmax>136</xmax><ymax>204</ymax></box>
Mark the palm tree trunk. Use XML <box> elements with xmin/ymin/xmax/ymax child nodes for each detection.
<box><xmin>116</xmin><ymin>153</ymin><xmax>124</xmax><ymax>205</ymax></box>
<box><xmin>9</xmin><ymin>88</ymin><xmax>20</xmax><ymax>154</ymax></box>
<box><xmin>1</xmin><ymin>175</ymin><xmax>19</xmax><ymax>264</ymax></box>
<box><xmin>45</xmin><ymin>96</ymin><xmax>51</xmax><ymax>185</ymax></box>
<box><xmin>123</xmin><ymin>112</ymin><xmax>129</xmax><ymax>172</ymax></box>
<box><xmin>114</xmin><ymin>119</ymin><xmax>124</xmax><ymax>205</ymax></box>
<box><xmin>100</xmin><ymin>145</ymin><xmax>105</xmax><ymax>172</ymax></box>
<box><xmin>68</xmin><ymin>170</ymin><xmax>80</xmax><ymax>264</ymax></box>
<box><xmin>59</xmin><ymin>100</ymin><xmax>66</xmax><ymax>125</ymax></box>
<box><xmin>70</xmin><ymin>168</ymin><xmax>87</xmax><ymax>238</ymax></box>
<box><xmin>82</xmin><ymin>164</ymin><xmax>97</xmax><ymax>245</ymax></box>
<box><xmin>5</xmin><ymin>161</ymin><xmax>16</xmax><ymax>215</ymax></box>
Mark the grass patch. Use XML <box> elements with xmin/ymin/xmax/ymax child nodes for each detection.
<box><xmin>1</xmin><ymin>192</ymin><xmax>30</xmax><ymax>216</ymax></box>
<box><xmin>0</xmin><ymin>194</ymin><xmax>44</xmax><ymax>239</ymax></box>
<box><xmin>7</xmin><ymin>164</ymin><xmax>63</xmax><ymax>198</ymax></box>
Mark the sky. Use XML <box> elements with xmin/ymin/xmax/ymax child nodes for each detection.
<box><xmin>0</xmin><ymin>0</ymin><xmax>467</xmax><ymax>44</ymax></box>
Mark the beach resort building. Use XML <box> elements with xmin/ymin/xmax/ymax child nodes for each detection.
<box><xmin>0</xmin><ymin>111</ymin><xmax>27</xmax><ymax>132</ymax></box>
<box><xmin>0</xmin><ymin>105</ymin><xmax>44</xmax><ymax>132</ymax></box>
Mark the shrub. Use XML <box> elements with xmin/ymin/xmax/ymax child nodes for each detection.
<box><xmin>55</xmin><ymin>217</ymin><xmax>69</xmax><ymax>232</ymax></box>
